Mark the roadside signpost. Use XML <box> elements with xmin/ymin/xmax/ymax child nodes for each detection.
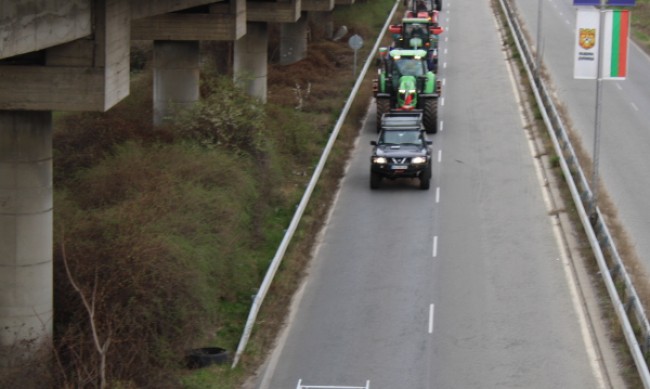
<box><xmin>349</xmin><ymin>34</ymin><xmax>364</xmax><ymax>78</ymax></box>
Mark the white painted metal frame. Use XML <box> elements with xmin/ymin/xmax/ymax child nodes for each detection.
<box><xmin>296</xmin><ymin>379</ymin><xmax>370</xmax><ymax>389</ymax></box>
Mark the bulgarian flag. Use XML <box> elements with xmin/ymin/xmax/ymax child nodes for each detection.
<box><xmin>601</xmin><ymin>9</ymin><xmax>630</xmax><ymax>79</ymax></box>
<box><xmin>574</xmin><ymin>9</ymin><xmax>630</xmax><ymax>80</ymax></box>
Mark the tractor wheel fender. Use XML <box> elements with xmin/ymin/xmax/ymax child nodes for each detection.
<box><xmin>424</xmin><ymin>72</ymin><xmax>436</xmax><ymax>94</ymax></box>
<box><xmin>379</xmin><ymin>73</ymin><xmax>387</xmax><ymax>93</ymax></box>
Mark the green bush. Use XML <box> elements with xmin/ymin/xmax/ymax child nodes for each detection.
<box><xmin>51</xmin><ymin>74</ymin><xmax>321</xmax><ymax>387</ymax></box>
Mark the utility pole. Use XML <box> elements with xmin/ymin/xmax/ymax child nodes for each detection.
<box><xmin>589</xmin><ymin>0</ymin><xmax>606</xmax><ymax>222</ymax></box>
<box><xmin>535</xmin><ymin>0</ymin><xmax>544</xmax><ymax>75</ymax></box>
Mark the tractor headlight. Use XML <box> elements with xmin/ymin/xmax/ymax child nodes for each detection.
<box><xmin>411</xmin><ymin>156</ymin><xmax>427</xmax><ymax>164</ymax></box>
<box><xmin>373</xmin><ymin>156</ymin><xmax>388</xmax><ymax>164</ymax></box>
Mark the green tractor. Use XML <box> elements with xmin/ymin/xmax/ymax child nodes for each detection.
<box><xmin>373</xmin><ymin>48</ymin><xmax>441</xmax><ymax>134</ymax></box>
<box><xmin>389</xmin><ymin>17</ymin><xmax>444</xmax><ymax>72</ymax></box>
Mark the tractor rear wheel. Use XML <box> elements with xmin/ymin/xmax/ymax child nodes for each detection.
<box><xmin>423</xmin><ymin>98</ymin><xmax>438</xmax><ymax>134</ymax></box>
<box><xmin>376</xmin><ymin>97</ymin><xmax>390</xmax><ymax>132</ymax></box>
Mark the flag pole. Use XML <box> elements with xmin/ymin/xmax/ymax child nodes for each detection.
<box><xmin>589</xmin><ymin>0</ymin><xmax>606</xmax><ymax>223</ymax></box>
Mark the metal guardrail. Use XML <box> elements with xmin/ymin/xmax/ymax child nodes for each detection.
<box><xmin>231</xmin><ymin>0</ymin><xmax>403</xmax><ymax>368</ymax></box>
<box><xmin>497</xmin><ymin>0</ymin><xmax>650</xmax><ymax>386</ymax></box>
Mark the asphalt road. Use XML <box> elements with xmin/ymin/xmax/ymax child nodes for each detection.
<box><xmin>512</xmin><ymin>0</ymin><xmax>650</xmax><ymax>274</ymax></box>
<box><xmin>253</xmin><ymin>0</ymin><xmax>607</xmax><ymax>387</ymax></box>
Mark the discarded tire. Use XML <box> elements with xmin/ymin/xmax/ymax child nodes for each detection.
<box><xmin>185</xmin><ymin>347</ymin><xmax>229</xmax><ymax>369</ymax></box>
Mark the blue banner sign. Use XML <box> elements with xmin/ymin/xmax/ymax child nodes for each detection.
<box><xmin>574</xmin><ymin>0</ymin><xmax>635</xmax><ymax>5</ymax></box>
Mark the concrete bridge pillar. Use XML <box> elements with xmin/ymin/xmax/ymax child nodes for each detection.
<box><xmin>280</xmin><ymin>13</ymin><xmax>308</xmax><ymax>65</ymax></box>
<box><xmin>309</xmin><ymin>11</ymin><xmax>334</xmax><ymax>40</ymax></box>
<box><xmin>234</xmin><ymin>22</ymin><xmax>268</xmax><ymax>102</ymax></box>
<box><xmin>153</xmin><ymin>40</ymin><xmax>201</xmax><ymax>126</ymax></box>
<box><xmin>0</xmin><ymin>111</ymin><xmax>53</xmax><ymax>365</ymax></box>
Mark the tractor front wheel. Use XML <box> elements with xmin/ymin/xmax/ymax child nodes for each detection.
<box><xmin>376</xmin><ymin>97</ymin><xmax>391</xmax><ymax>132</ymax></box>
<box><xmin>423</xmin><ymin>98</ymin><xmax>438</xmax><ymax>134</ymax></box>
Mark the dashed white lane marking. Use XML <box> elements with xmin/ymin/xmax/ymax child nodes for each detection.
<box><xmin>631</xmin><ymin>102</ymin><xmax>639</xmax><ymax>111</ymax></box>
<box><xmin>428</xmin><ymin>304</ymin><xmax>435</xmax><ymax>334</ymax></box>
<box><xmin>438</xmin><ymin>150</ymin><xmax>442</xmax><ymax>163</ymax></box>
<box><xmin>432</xmin><ymin>236</ymin><xmax>438</xmax><ymax>258</ymax></box>
<box><xmin>436</xmin><ymin>186</ymin><xmax>440</xmax><ymax>203</ymax></box>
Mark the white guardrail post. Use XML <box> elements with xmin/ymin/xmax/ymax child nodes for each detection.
<box><xmin>231</xmin><ymin>0</ymin><xmax>402</xmax><ymax>368</ymax></box>
<box><xmin>497</xmin><ymin>0</ymin><xmax>650</xmax><ymax>386</ymax></box>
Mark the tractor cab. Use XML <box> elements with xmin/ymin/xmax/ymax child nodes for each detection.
<box><xmin>388</xmin><ymin>50</ymin><xmax>430</xmax><ymax>107</ymax></box>
<box><xmin>407</xmin><ymin>0</ymin><xmax>442</xmax><ymax>18</ymax></box>
<box><xmin>388</xmin><ymin>19</ymin><xmax>443</xmax><ymax>72</ymax></box>
<box><xmin>389</xmin><ymin>18</ymin><xmax>444</xmax><ymax>48</ymax></box>
<box><xmin>388</xmin><ymin>50</ymin><xmax>428</xmax><ymax>76</ymax></box>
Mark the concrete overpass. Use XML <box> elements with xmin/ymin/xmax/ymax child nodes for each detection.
<box><xmin>0</xmin><ymin>0</ymin><xmax>355</xmax><ymax>366</ymax></box>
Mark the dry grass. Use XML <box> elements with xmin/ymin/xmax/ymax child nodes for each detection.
<box><xmin>631</xmin><ymin>0</ymin><xmax>650</xmax><ymax>51</ymax></box>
